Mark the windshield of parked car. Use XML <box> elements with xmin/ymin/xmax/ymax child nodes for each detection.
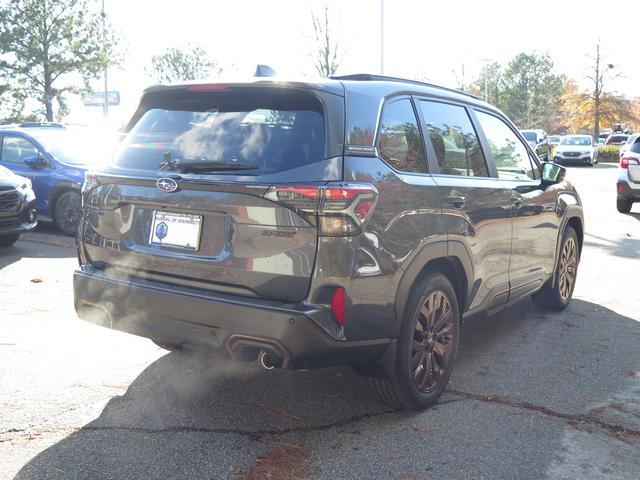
<box><xmin>35</xmin><ymin>130</ymin><xmax>115</xmax><ymax>166</ymax></box>
<box><xmin>609</xmin><ymin>135</ymin><xmax>628</xmax><ymax>143</ymax></box>
<box><xmin>560</xmin><ymin>136</ymin><xmax>592</xmax><ymax>146</ymax></box>
<box><xmin>114</xmin><ymin>87</ymin><xmax>326</xmax><ymax>177</ymax></box>
<box><xmin>549</xmin><ymin>136</ymin><xmax>560</xmax><ymax>143</ymax></box>
<box><xmin>521</xmin><ymin>131</ymin><xmax>537</xmax><ymax>142</ymax></box>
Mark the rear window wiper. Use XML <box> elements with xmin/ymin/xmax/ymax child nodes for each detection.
<box><xmin>176</xmin><ymin>160</ymin><xmax>259</xmax><ymax>172</ymax></box>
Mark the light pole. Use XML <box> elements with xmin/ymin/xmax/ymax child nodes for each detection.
<box><xmin>380</xmin><ymin>0</ymin><xmax>384</xmax><ymax>75</ymax></box>
<box><xmin>479</xmin><ymin>58</ymin><xmax>493</xmax><ymax>103</ymax></box>
<box><xmin>101</xmin><ymin>0</ymin><xmax>109</xmax><ymax>118</ymax></box>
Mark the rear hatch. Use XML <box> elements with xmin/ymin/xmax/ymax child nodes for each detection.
<box><xmin>81</xmin><ymin>83</ymin><xmax>345</xmax><ymax>302</ymax></box>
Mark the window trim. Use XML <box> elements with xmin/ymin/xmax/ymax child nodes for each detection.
<box><xmin>415</xmin><ymin>96</ymin><xmax>492</xmax><ymax>179</ymax></box>
<box><xmin>374</xmin><ymin>95</ymin><xmax>430</xmax><ymax>176</ymax></box>
<box><xmin>471</xmin><ymin>107</ymin><xmax>541</xmax><ymax>182</ymax></box>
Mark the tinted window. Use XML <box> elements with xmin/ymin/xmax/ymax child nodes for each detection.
<box><xmin>521</xmin><ymin>131</ymin><xmax>537</xmax><ymax>142</ymax></box>
<box><xmin>560</xmin><ymin>136</ymin><xmax>592</xmax><ymax>146</ymax></box>
<box><xmin>114</xmin><ymin>89</ymin><xmax>325</xmax><ymax>176</ymax></box>
<box><xmin>610</xmin><ymin>135</ymin><xmax>628</xmax><ymax>143</ymax></box>
<box><xmin>1</xmin><ymin>136</ymin><xmax>40</xmax><ymax>164</ymax></box>
<box><xmin>476</xmin><ymin>111</ymin><xmax>535</xmax><ymax>180</ymax></box>
<box><xmin>377</xmin><ymin>98</ymin><xmax>426</xmax><ymax>173</ymax></box>
<box><xmin>630</xmin><ymin>141</ymin><xmax>640</xmax><ymax>154</ymax></box>
<box><xmin>419</xmin><ymin>100</ymin><xmax>488</xmax><ymax>177</ymax></box>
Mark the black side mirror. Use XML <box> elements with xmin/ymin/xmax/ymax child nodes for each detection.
<box><xmin>24</xmin><ymin>154</ymin><xmax>46</xmax><ymax>170</ymax></box>
<box><xmin>541</xmin><ymin>162</ymin><xmax>566</xmax><ymax>185</ymax></box>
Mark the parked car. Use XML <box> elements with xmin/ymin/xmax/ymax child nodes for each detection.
<box><xmin>519</xmin><ymin>129</ymin><xmax>550</xmax><ymax>161</ymax></box>
<box><xmin>548</xmin><ymin>135</ymin><xmax>562</xmax><ymax>149</ymax></box>
<box><xmin>617</xmin><ymin>136</ymin><xmax>640</xmax><ymax>213</ymax></box>
<box><xmin>0</xmin><ymin>165</ymin><xmax>37</xmax><ymax>247</ymax></box>
<box><xmin>605</xmin><ymin>133</ymin><xmax>629</xmax><ymax>145</ymax></box>
<box><xmin>74</xmin><ymin>74</ymin><xmax>584</xmax><ymax>411</ymax></box>
<box><xmin>0</xmin><ymin>125</ymin><xmax>112</xmax><ymax>235</ymax></box>
<box><xmin>553</xmin><ymin>135</ymin><xmax>596</xmax><ymax>166</ymax></box>
<box><xmin>619</xmin><ymin>133</ymin><xmax>640</xmax><ymax>159</ymax></box>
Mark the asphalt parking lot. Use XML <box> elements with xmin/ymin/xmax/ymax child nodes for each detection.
<box><xmin>1</xmin><ymin>163</ymin><xmax>639</xmax><ymax>480</ymax></box>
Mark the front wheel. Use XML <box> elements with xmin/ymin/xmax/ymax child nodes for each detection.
<box><xmin>532</xmin><ymin>226</ymin><xmax>579</xmax><ymax>311</ymax></box>
<box><xmin>0</xmin><ymin>234</ymin><xmax>20</xmax><ymax>247</ymax></box>
<box><xmin>54</xmin><ymin>191</ymin><xmax>82</xmax><ymax>236</ymax></box>
<box><xmin>373</xmin><ymin>273</ymin><xmax>459</xmax><ymax>410</ymax></box>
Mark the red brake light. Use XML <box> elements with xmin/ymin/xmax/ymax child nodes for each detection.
<box><xmin>331</xmin><ymin>287</ymin><xmax>347</xmax><ymax>326</ymax></box>
<box><xmin>620</xmin><ymin>157</ymin><xmax>640</xmax><ymax>169</ymax></box>
<box><xmin>264</xmin><ymin>183</ymin><xmax>378</xmax><ymax>236</ymax></box>
<box><xmin>186</xmin><ymin>85</ymin><xmax>229</xmax><ymax>92</ymax></box>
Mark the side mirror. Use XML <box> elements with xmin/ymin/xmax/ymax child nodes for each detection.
<box><xmin>541</xmin><ymin>162</ymin><xmax>566</xmax><ymax>185</ymax></box>
<box><xmin>24</xmin><ymin>154</ymin><xmax>46</xmax><ymax>169</ymax></box>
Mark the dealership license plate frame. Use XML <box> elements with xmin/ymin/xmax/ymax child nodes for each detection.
<box><xmin>149</xmin><ymin>211</ymin><xmax>202</xmax><ymax>251</ymax></box>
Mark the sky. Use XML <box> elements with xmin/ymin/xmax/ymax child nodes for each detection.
<box><xmin>68</xmin><ymin>0</ymin><xmax>640</xmax><ymax>126</ymax></box>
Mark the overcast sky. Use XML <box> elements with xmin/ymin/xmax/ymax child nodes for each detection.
<box><xmin>69</xmin><ymin>0</ymin><xmax>639</xmax><ymax>126</ymax></box>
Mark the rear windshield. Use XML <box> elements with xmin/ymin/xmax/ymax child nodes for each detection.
<box><xmin>521</xmin><ymin>131</ymin><xmax>537</xmax><ymax>142</ymax></box>
<box><xmin>114</xmin><ymin>88</ymin><xmax>326</xmax><ymax>176</ymax></box>
<box><xmin>610</xmin><ymin>135</ymin><xmax>628</xmax><ymax>143</ymax></box>
<box><xmin>631</xmin><ymin>141</ymin><xmax>640</xmax><ymax>154</ymax></box>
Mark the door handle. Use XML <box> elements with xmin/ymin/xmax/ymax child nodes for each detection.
<box><xmin>511</xmin><ymin>195</ymin><xmax>523</xmax><ymax>208</ymax></box>
<box><xmin>446</xmin><ymin>195</ymin><xmax>466</xmax><ymax>208</ymax></box>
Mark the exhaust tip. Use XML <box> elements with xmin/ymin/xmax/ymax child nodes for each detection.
<box><xmin>259</xmin><ymin>350</ymin><xmax>283</xmax><ymax>370</ymax></box>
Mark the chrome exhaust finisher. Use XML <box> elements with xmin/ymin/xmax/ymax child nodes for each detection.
<box><xmin>259</xmin><ymin>350</ymin><xmax>284</xmax><ymax>370</ymax></box>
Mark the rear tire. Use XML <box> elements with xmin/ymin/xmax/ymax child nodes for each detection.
<box><xmin>0</xmin><ymin>234</ymin><xmax>19</xmax><ymax>247</ymax></box>
<box><xmin>617</xmin><ymin>198</ymin><xmax>632</xmax><ymax>213</ymax></box>
<box><xmin>54</xmin><ymin>191</ymin><xmax>82</xmax><ymax>237</ymax></box>
<box><xmin>532</xmin><ymin>226</ymin><xmax>579</xmax><ymax>311</ymax></box>
<box><xmin>373</xmin><ymin>273</ymin><xmax>459</xmax><ymax>410</ymax></box>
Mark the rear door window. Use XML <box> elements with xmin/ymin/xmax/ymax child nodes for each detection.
<box><xmin>114</xmin><ymin>88</ymin><xmax>326</xmax><ymax>177</ymax></box>
<box><xmin>419</xmin><ymin>100</ymin><xmax>488</xmax><ymax>177</ymax></box>
<box><xmin>475</xmin><ymin>111</ymin><xmax>536</xmax><ymax>180</ymax></box>
<box><xmin>376</xmin><ymin>98</ymin><xmax>427</xmax><ymax>173</ymax></box>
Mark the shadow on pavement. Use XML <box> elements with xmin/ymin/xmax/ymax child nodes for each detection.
<box><xmin>13</xmin><ymin>299</ymin><xmax>640</xmax><ymax>479</ymax></box>
<box><xmin>584</xmin><ymin>232</ymin><xmax>640</xmax><ymax>259</ymax></box>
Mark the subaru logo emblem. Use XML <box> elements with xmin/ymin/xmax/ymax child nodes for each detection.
<box><xmin>156</xmin><ymin>178</ymin><xmax>178</xmax><ymax>192</ymax></box>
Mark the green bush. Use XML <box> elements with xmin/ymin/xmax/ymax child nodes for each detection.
<box><xmin>596</xmin><ymin>145</ymin><xmax>620</xmax><ymax>163</ymax></box>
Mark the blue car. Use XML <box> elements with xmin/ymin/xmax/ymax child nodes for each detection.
<box><xmin>0</xmin><ymin>124</ymin><xmax>109</xmax><ymax>235</ymax></box>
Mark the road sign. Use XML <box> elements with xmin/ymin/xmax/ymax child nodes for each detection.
<box><xmin>82</xmin><ymin>91</ymin><xmax>120</xmax><ymax>107</ymax></box>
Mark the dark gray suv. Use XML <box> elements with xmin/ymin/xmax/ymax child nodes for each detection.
<box><xmin>73</xmin><ymin>75</ymin><xmax>584</xmax><ymax>410</ymax></box>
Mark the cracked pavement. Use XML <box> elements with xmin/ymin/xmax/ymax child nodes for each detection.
<box><xmin>1</xmin><ymin>164</ymin><xmax>639</xmax><ymax>479</ymax></box>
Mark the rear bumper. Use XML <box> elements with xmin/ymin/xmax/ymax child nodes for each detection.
<box><xmin>617</xmin><ymin>181</ymin><xmax>640</xmax><ymax>200</ymax></box>
<box><xmin>73</xmin><ymin>267</ymin><xmax>389</xmax><ymax>369</ymax></box>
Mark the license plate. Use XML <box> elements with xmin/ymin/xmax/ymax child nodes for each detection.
<box><xmin>149</xmin><ymin>211</ymin><xmax>202</xmax><ymax>251</ymax></box>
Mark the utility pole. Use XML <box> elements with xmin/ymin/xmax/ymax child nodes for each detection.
<box><xmin>380</xmin><ymin>0</ymin><xmax>384</xmax><ymax>75</ymax></box>
<box><xmin>101</xmin><ymin>0</ymin><xmax>109</xmax><ymax>118</ymax></box>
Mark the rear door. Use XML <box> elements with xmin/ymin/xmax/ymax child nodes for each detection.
<box><xmin>416</xmin><ymin>99</ymin><xmax>513</xmax><ymax>313</ymax></box>
<box><xmin>82</xmin><ymin>84</ymin><xmax>343</xmax><ymax>302</ymax></box>
<box><xmin>473</xmin><ymin>109</ymin><xmax>560</xmax><ymax>299</ymax></box>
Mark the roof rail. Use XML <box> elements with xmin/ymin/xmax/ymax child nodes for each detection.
<box><xmin>18</xmin><ymin>122</ymin><xmax>66</xmax><ymax>129</ymax></box>
<box><xmin>330</xmin><ymin>74</ymin><xmax>482</xmax><ymax>101</ymax></box>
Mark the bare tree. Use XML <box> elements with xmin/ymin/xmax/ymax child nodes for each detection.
<box><xmin>586</xmin><ymin>42</ymin><xmax>620</xmax><ymax>140</ymax></box>
<box><xmin>309</xmin><ymin>4</ymin><xmax>342</xmax><ymax>77</ymax></box>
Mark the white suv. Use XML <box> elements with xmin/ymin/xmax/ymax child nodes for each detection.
<box><xmin>617</xmin><ymin>136</ymin><xmax>640</xmax><ymax>213</ymax></box>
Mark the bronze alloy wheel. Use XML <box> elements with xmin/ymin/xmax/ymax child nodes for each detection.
<box><xmin>410</xmin><ymin>290</ymin><xmax>455</xmax><ymax>393</ymax></box>
<box><xmin>558</xmin><ymin>236</ymin><xmax>577</xmax><ymax>300</ymax></box>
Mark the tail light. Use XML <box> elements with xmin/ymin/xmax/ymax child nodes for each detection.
<box><xmin>82</xmin><ymin>171</ymin><xmax>99</xmax><ymax>194</ymax></box>
<box><xmin>606</xmin><ymin>139</ymin><xmax>612</xmax><ymax>145</ymax></box>
<box><xmin>620</xmin><ymin>157</ymin><xmax>640</xmax><ymax>169</ymax></box>
<box><xmin>264</xmin><ymin>183</ymin><xmax>378</xmax><ymax>236</ymax></box>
